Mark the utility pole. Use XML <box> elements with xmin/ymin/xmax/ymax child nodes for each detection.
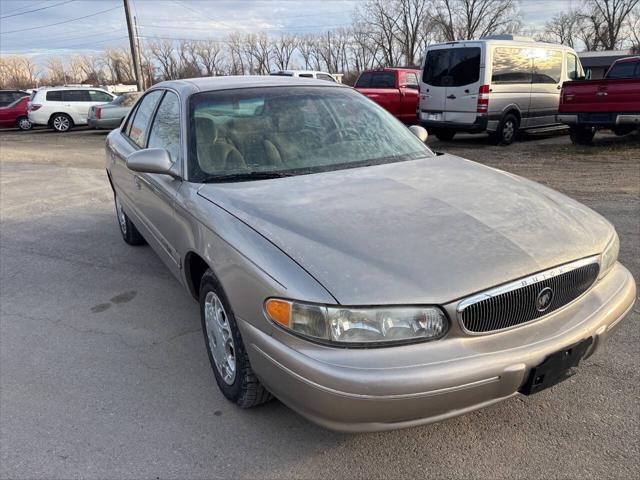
<box><xmin>133</xmin><ymin>15</ymin><xmax>145</xmax><ymax>89</ymax></box>
<box><xmin>123</xmin><ymin>0</ymin><xmax>143</xmax><ymax>91</ymax></box>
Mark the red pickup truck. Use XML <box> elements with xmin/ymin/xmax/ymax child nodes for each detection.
<box><xmin>354</xmin><ymin>68</ymin><xmax>421</xmax><ymax>123</ymax></box>
<box><xmin>558</xmin><ymin>56</ymin><xmax>640</xmax><ymax>144</ymax></box>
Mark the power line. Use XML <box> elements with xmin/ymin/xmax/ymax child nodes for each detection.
<box><xmin>0</xmin><ymin>5</ymin><xmax>123</xmax><ymax>35</ymax></box>
<box><xmin>0</xmin><ymin>0</ymin><xmax>76</xmax><ymax>20</ymax></box>
<box><xmin>0</xmin><ymin>0</ymin><xmax>51</xmax><ymax>16</ymax></box>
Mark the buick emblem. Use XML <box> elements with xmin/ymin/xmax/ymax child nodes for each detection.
<box><xmin>535</xmin><ymin>287</ymin><xmax>554</xmax><ymax>312</ymax></box>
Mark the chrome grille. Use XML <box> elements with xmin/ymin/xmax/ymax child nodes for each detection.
<box><xmin>458</xmin><ymin>257</ymin><xmax>600</xmax><ymax>334</ymax></box>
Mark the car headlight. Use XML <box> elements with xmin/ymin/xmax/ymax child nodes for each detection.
<box><xmin>599</xmin><ymin>231</ymin><xmax>619</xmax><ymax>279</ymax></box>
<box><xmin>264</xmin><ymin>299</ymin><xmax>448</xmax><ymax>346</ymax></box>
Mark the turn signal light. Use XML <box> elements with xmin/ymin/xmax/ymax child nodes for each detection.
<box><xmin>265</xmin><ymin>299</ymin><xmax>291</xmax><ymax>327</ymax></box>
<box><xmin>95</xmin><ymin>108</ymin><xmax>102</xmax><ymax>119</ymax></box>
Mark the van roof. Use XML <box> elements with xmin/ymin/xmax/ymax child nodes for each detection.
<box><xmin>427</xmin><ymin>38</ymin><xmax>575</xmax><ymax>50</ymax></box>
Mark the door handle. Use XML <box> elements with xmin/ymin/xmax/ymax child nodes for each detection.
<box><xmin>595</xmin><ymin>91</ymin><xmax>608</xmax><ymax>96</ymax></box>
<box><xmin>556</xmin><ymin>85</ymin><xmax>562</xmax><ymax>90</ymax></box>
<box><xmin>447</xmin><ymin>94</ymin><xmax>456</xmax><ymax>99</ymax></box>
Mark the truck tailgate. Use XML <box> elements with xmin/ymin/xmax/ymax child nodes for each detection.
<box><xmin>560</xmin><ymin>79</ymin><xmax>640</xmax><ymax>114</ymax></box>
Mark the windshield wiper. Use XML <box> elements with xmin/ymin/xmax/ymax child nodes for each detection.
<box><xmin>203</xmin><ymin>171</ymin><xmax>295</xmax><ymax>183</ymax></box>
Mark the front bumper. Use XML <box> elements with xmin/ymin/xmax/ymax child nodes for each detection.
<box><xmin>239</xmin><ymin>263</ymin><xmax>636</xmax><ymax>432</ymax></box>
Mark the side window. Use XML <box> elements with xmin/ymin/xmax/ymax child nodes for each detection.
<box><xmin>370</xmin><ymin>72</ymin><xmax>396</xmax><ymax>88</ymax></box>
<box><xmin>636</xmin><ymin>62</ymin><xmax>640</xmax><ymax>78</ymax></box>
<box><xmin>404</xmin><ymin>72</ymin><xmax>419</xmax><ymax>89</ymax></box>
<box><xmin>147</xmin><ymin>91</ymin><xmax>181</xmax><ymax>162</ymax></box>
<box><xmin>566</xmin><ymin>53</ymin><xmax>579</xmax><ymax>80</ymax></box>
<box><xmin>126</xmin><ymin>90</ymin><xmax>163</xmax><ymax>147</ymax></box>
<box><xmin>89</xmin><ymin>90</ymin><xmax>114</xmax><ymax>102</ymax></box>
<box><xmin>46</xmin><ymin>90</ymin><xmax>63</xmax><ymax>101</ymax></box>
<box><xmin>299</xmin><ymin>73</ymin><xmax>314</xmax><ymax>78</ymax></box>
<box><xmin>63</xmin><ymin>90</ymin><xmax>91</xmax><ymax>102</ymax></box>
<box><xmin>532</xmin><ymin>49</ymin><xmax>563</xmax><ymax>84</ymax></box>
<box><xmin>355</xmin><ymin>72</ymin><xmax>372</xmax><ymax>88</ymax></box>
<box><xmin>316</xmin><ymin>73</ymin><xmax>335</xmax><ymax>82</ymax></box>
<box><xmin>492</xmin><ymin>47</ymin><xmax>532</xmax><ymax>84</ymax></box>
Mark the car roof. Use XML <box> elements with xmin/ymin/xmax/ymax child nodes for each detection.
<box><xmin>613</xmin><ymin>56</ymin><xmax>640</xmax><ymax>63</ymax></box>
<box><xmin>36</xmin><ymin>86</ymin><xmax>110</xmax><ymax>91</ymax></box>
<box><xmin>154</xmin><ymin>75</ymin><xmax>348</xmax><ymax>95</ymax></box>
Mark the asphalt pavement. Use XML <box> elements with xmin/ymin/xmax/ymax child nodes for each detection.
<box><xmin>1</xmin><ymin>128</ymin><xmax>638</xmax><ymax>479</ymax></box>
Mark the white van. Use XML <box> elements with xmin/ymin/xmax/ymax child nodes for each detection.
<box><xmin>28</xmin><ymin>86</ymin><xmax>115</xmax><ymax>132</ymax></box>
<box><xmin>418</xmin><ymin>36</ymin><xmax>584</xmax><ymax>144</ymax></box>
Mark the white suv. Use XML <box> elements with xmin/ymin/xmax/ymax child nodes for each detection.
<box><xmin>28</xmin><ymin>87</ymin><xmax>115</xmax><ymax>132</ymax></box>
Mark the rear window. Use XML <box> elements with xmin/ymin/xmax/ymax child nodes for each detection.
<box><xmin>422</xmin><ymin>48</ymin><xmax>480</xmax><ymax>87</ymax></box>
<box><xmin>607</xmin><ymin>61</ymin><xmax>639</xmax><ymax>79</ymax></box>
<box><xmin>355</xmin><ymin>71</ymin><xmax>396</xmax><ymax>88</ymax></box>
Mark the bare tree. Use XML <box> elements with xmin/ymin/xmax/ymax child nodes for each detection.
<box><xmin>271</xmin><ymin>34</ymin><xmax>298</xmax><ymax>70</ymax></box>
<box><xmin>356</xmin><ymin>0</ymin><xmax>402</xmax><ymax>66</ymax></box>
<box><xmin>227</xmin><ymin>32</ymin><xmax>246</xmax><ymax>75</ymax></box>
<box><xmin>194</xmin><ymin>40</ymin><xmax>226</xmax><ymax>76</ymax></box>
<box><xmin>176</xmin><ymin>40</ymin><xmax>201</xmax><ymax>78</ymax></box>
<box><xmin>0</xmin><ymin>56</ymin><xmax>39</xmax><ymax>89</ymax></box>
<box><xmin>587</xmin><ymin>0</ymin><xmax>639</xmax><ymax>49</ymax></box>
<box><xmin>432</xmin><ymin>0</ymin><xmax>521</xmax><ymax>41</ymax></box>
<box><xmin>45</xmin><ymin>57</ymin><xmax>69</xmax><ymax>85</ymax></box>
<box><xmin>628</xmin><ymin>6</ymin><xmax>640</xmax><ymax>52</ymax></box>
<box><xmin>349</xmin><ymin>22</ymin><xmax>380</xmax><ymax>71</ymax></box>
<box><xmin>149</xmin><ymin>40</ymin><xmax>178</xmax><ymax>80</ymax></box>
<box><xmin>104</xmin><ymin>48</ymin><xmax>135</xmax><ymax>84</ymax></box>
<box><xmin>73</xmin><ymin>54</ymin><xmax>106</xmax><ymax>84</ymax></box>
<box><xmin>395</xmin><ymin>0</ymin><xmax>431</xmax><ymax>65</ymax></box>
<box><xmin>243</xmin><ymin>33</ymin><xmax>271</xmax><ymax>74</ymax></box>
<box><xmin>541</xmin><ymin>10</ymin><xmax>582</xmax><ymax>47</ymax></box>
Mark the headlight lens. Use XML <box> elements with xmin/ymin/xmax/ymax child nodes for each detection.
<box><xmin>265</xmin><ymin>299</ymin><xmax>448</xmax><ymax>345</ymax></box>
<box><xmin>599</xmin><ymin>232</ymin><xmax>619</xmax><ymax>279</ymax></box>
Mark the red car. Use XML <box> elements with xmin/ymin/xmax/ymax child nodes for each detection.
<box><xmin>558</xmin><ymin>56</ymin><xmax>640</xmax><ymax>144</ymax></box>
<box><xmin>0</xmin><ymin>96</ymin><xmax>32</xmax><ymax>130</ymax></box>
<box><xmin>354</xmin><ymin>68</ymin><xmax>420</xmax><ymax>123</ymax></box>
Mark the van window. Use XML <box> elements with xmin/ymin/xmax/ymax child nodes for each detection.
<box><xmin>422</xmin><ymin>48</ymin><xmax>480</xmax><ymax>87</ymax></box>
<box><xmin>607</xmin><ymin>61</ymin><xmax>638</xmax><ymax>79</ymax></box>
<box><xmin>492</xmin><ymin>47</ymin><xmax>532</xmax><ymax>84</ymax></box>
<box><xmin>46</xmin><ymin>91</ymin><xmax>63</xmax><ymax>101</ymax></box>
<box><xmin>532</xmin><ymin>50</ymin><xmax>563</xmax><ymax>83</ymax></box>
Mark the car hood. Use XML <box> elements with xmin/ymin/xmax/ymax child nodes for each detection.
<box><xmin>197</xmin><ymin>155</ymin><xmax>612</xmax><ymax>305</ymax></box>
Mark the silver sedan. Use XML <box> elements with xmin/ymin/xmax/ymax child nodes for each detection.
<box><xmin>88</xmin><ymin>92</ymin><xmax>141</xmax><ymax>129</ymax></box>
<box><xmin>105</xmin><ymin>76</ymin><xmax>636</xmax><ymax>432</ymax></box>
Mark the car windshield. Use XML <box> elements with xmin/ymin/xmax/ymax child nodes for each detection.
<box><xmin>6</xmin><ymin>96</ymin><xmax>27</xmax><ymax>108</ymax></box>
<box><xmin>112</xmin><ymin>92</ymin><xmax>141</xmax><ymax>106</ymax></box>
<box><xmin>189</xmin><ymin>86</ymin><xmax>432</xmax><ymax>182</ymax></box>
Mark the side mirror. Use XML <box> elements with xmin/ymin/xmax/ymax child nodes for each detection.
<box><xmin>126</xmin><ymin>148</ymin><xmax>179</xmax><ymax>178</ymax></box>
<box><xmin>408</xmin><ymin>125</ymin><xmax>428</xmax><ymax>143</ymax></box>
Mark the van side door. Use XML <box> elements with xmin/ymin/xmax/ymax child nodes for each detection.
<box><xmin>529</xmin><ymin>48</ymin><xmax>564</xmax><ymax>127</ymax></box>
<box><xmin>489</xmin><ymin>46</ymin><xmax>533</xmax><ymax>127</ymax></box>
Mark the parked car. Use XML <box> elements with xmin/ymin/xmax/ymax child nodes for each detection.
<box><xmin>0</xmin><ymin>96</ymin><xmax>31</xmax><ymax>130</ymax></box>
<box><xmin>354</xmin><ymin>67</ymin><xmax>420</xmax><ymax>123</ymax></box>
<box><xmin>558</xmin><ymin>56</ymin><xmax>640</xmax><ymax>144</ymax></box>
<box><xmin>88</xmin><ymin>92</ymin><xmax>142</xmax><ymax>130</ymax></box>
<box><xmin>0</xmin><ymin>89</ymin><xmax>28</xmax><ymax>107</ymax></box>
<box><xmin>419</xmin><ymin>36</ymin><xmax>584</xmax><ymax>144</ymax></box>
<box><xmin>28</xmin><ymin>86</ymin><xmax>115</xmax><ymax>132</ymax></box>
<box><xmin>106</xmin><ymin>76</ymin><xmax>635</xmax><ymax>432</ymax></box>
<box><xmin>270</xmin><ymin>70</ymin><xmax>337</xmax><ymax>82</ymax></box>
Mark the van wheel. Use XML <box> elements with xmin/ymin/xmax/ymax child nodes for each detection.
<box><xmin>492</xmin><ymin>113</ymin><xmax>518</xmax><ymax>145</ymax></box>
<box><xmin>432</xmin><ymin>128</ymin><xmax>456</xmax><ymax>141</ymax></box>
<box><xmin>569</xmin><ymin>126</ymin><xmax>595</xmax><ymax>145</ymax></box>
<box><xmin>17</xmin><ymin>116</ymin><xmax>32</xmax><ymax>130</ymax></box>
<box><xmin>199</xmin><ymin>269</ymin><xmax>273</xmax><ymax>408</ymax></box>
<box><xmin>51</xmin><ymin>113</ymin><xmax>73</xmax><ymax>132</ymax></box>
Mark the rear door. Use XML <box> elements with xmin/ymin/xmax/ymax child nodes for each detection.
<box><xmin>442</xmin><ymin>46</ymin><xmax>483</xmax><ymax>123</ymax></box>
<box><xmin>420</xmin><ymin>47</ymin><xmax>450</xmax><ymax>119</ymax></box>
<box><xmin>355</xmin><ymin>71</ymin><xmax>401</xmax><ymax>115</ymax></box>
<box><xmin>62</xmin><ymin>90</ymin><xmax>92</xmax><ymax>124</ymax></box>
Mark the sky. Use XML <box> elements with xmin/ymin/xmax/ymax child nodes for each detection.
<box><xmin>0</xmin><ymin>0</ymin><xmax>581</xmax><ymax>59</ymax></box>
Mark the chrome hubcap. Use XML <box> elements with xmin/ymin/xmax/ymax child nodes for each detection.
<box><xmin>115</xmin><ymin>195</ymin><xmax>127</xmax><ymax>234</ymax></box>
<box><xmin>204</xmin><ymin>291</ymin><xmax>236</xmax><ymax>385</ymax></box>
<box><xmin>503</xmin><ymin>121</ymin><xmax>515</xmax><ymax>141</ymax></box>
<box><xmin>53</xmin><ymin>116</ymin><xmax>69</xmax><ymax>131</ymax></box>
<box><xmin>19</xmin><ymin>118</ymin><xmax>31</xmax><ymax>129</ymax></box>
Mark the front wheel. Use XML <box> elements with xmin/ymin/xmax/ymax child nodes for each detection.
<box><xmin>200</xmin><ymin>269</ymin><xmax>272</xmax><ymax>408</ymax></box>
<box><xmin>51</xmin><ymin>113</ymin><xmax>73</xmax><ymax>132</ymax></box>
<box><xmin>569</xmin><ymin>126</ymin><xmax>595</xmax><ymax>145</ymax></box>
<box><xmin>17</xmin><ymin>116</ymin><xmax>32</xmax><ymax>130</ymax></box>
<box><xmin>432</xmin><ymin>128</ymin><xmax>456</xmax><ymax>141</ymax></box>
<box><xmin>491</xmin><ymin>113</ymin><xmax>519</xmax><ymax>145</ymax></box>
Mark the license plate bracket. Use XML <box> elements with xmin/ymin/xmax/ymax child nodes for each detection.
<box><xmin>520</xmin><ymin>337</ymin><xmax>593</xmax><ymax>395</ymax></box>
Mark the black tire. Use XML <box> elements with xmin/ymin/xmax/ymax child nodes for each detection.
<box><xmin>50</xmin><ymin>113</ymin><xmax>73</xmax><ymax>132</ymax></box>
<box><xmin>114</xmin><ymin>193</ymin><xmax>146</xmax><ymax>245</ymax></box>
<box><xmin>16</xmin><ymin>116</ymin><xmax>32</xmax><ymax>130</ymax></box>
<box><xmin>569</xmin><ymin>125</ymin><xmax>596</xmax><ymax>145</ymax></box>
<box><xmin>432</xmin><ymin>128</ymin><xmax>456</xmax><ymax>141</ymax></box>
<box><xmin>612</xmin><ymin>125</ymin><xmax>635</xmax><ymax>136</ymax></box>
<box><xmin>199</xmin><ymin>269</ymin><xmax>272</xmax><ymax>408</ymax></box>
<box><xmin>491</xmin><ymin>113</ymin><xmax>519</xmax><ymax>145</ymax></box>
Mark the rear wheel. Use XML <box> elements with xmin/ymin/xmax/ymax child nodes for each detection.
<box><xmin>114</xmin><ymin>193</ymin><xmax>146</xmax><ymax>245</ymax></box>
<box><xmin>491</xmin><ymin>113</ymin><xmax>518</xmax><ymax>146</ymax></box>
<box><xmin>612</xmin><ymin>125</ymin><xmax>635</xmax><ymax>136</ymax></box>
<box><xmin>200</xmin><ymin>269</ymin><xmax>272</xmax><ymax>408</ymax></box>
<box><xmin>569</xmin><ymin>125</ymin><xmax>596</xmax><ymax>145</ymax></box>
<box><xmin>17</xmin><ymin>116</ymin><xmax>32</xmax><ymax>130</ymax></box>
<box><xmin>51</xmin><ymin>113</ymin><xmax>73</xmax><ymax>132</ymax></box>
<box><xmin>431</xmin><ymin>128</ymin><xmax>456</xmax><ymax>141</ymax></box>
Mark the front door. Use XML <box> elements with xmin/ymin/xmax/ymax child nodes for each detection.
<box><xmin>399</xmin><ymin>71</ymin><xmax>419</xmax><ymax>123</ymax></box>
<box><xmin>528</xmin><ymin>48</ymin><xmax>564</xmax><ymax>127</ymax></box>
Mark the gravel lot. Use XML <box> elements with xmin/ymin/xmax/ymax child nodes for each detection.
<box><xmin>1</xmin><ymin>127</ymin><xmax>639</xmax><ymax>479</ymax></box>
